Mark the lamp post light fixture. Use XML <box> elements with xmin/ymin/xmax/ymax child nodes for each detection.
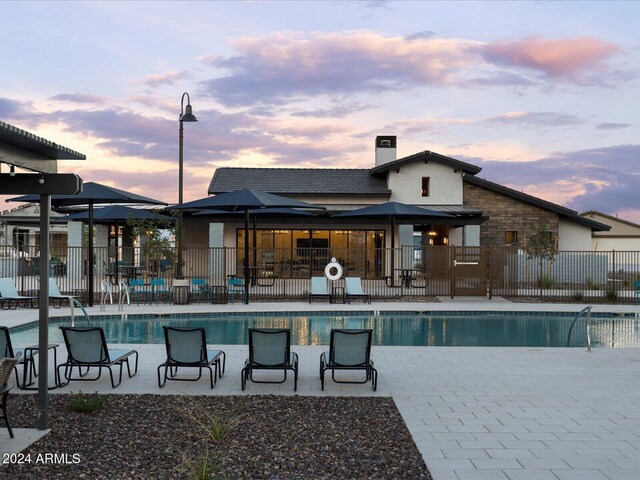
<box><xmin>177</xmin><ymin>92</ymin><xmax>197</xmax><ymax>279</ymax></box>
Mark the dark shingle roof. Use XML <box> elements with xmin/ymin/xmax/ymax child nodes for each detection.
<box><xmin>370</xmin><ymin>150</ymin><xmax>481</xmax><ymax>176</ymax></box>
<box><xmin>209</xmin><ymin>168</ymin><xmax>390</xmax><ymax>196</ymax></box>
<box><xmin>464</xmin><ymin>175</ymin><xmax>610</xmax><ymax>232</ymax></box>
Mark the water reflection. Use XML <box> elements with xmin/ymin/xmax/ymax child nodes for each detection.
<box><xmin>9</xmin><ymin>313</ymin><xmax>640</xmax><ymax>348</ymax></box>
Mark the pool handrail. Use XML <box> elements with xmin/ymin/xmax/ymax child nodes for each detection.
<box><xmin>566</xmin><ymin>306</ymin><xmax>592</xmax><ymax>351</ymax></box>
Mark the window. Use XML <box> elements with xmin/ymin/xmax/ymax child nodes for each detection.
<box><xmin>505</xmin><ymin>231</ymin><xmax>518</xmax><ymax>244</ymax></box>
<box><xmin>421</xmin><ymin>177</ymin><xmax>430</xmax><ymax>197</ymax></box>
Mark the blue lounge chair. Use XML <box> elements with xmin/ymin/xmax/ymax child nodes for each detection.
<box><xmin>157</xmin><ymin>326</ymin><xmax>225</xmax><ymax>388</ymax></box>
<box><xmin>0</xmin><ymin>277</ymin><xmax>36</xmax><ymax>309</ymax></box>
<box><xmin>47</xmin><ymin>278</ymin><xmax>82</xmax><ymax>308</ymax></box>
<box><xmin>309</xmin><ymin>276</ymin><xmax>331</xmax><ymax>303</ymax></box>
<box><xmin>345</xmin><ymin>277</ymin><xmax>371</xmax><ymax>304</ymax></box>
<box><xmin>57</xmin><ymin>326</ymin><xmax>138</xmax><ymax>388</ymax></box>
<box><xmin>320</xmin><ymin>329</ymin><xmax>377</xmax><ymax>391</ymax></box>
<box><xmin>241</xmin><ymin>328</ymin><xmax>298</xmax><ymax>391</ymax></box>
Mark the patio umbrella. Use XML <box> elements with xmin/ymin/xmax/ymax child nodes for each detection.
<box><xmin>8</xmin><ymin>182</ymin><xmax>167</xmax><ymax>306</ymax></box>
<box><xmin>174</xmin><ymin>189</ymin><xmax>324</xmax><ymax>304</ymax></box>
<box><xmin>334</xmin><ymin>201</ymin><xmax>454</xmax><ymax>284</ymax></box>
<box><xmin>66</xmin><ymin>205</ymin><xmax>172</xmax><ymax>223</ymax></box>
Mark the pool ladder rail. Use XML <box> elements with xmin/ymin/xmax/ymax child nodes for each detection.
<box><xmin>566</xmin><ymin>305</ymin><xmax>593</xmax><ymax>352</ymax></box>
<box><xmin>99</xmin><ymin>280</ymin><xmax>131</xmax><ymax>312</ymax></box>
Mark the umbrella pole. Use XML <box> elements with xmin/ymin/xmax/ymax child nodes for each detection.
<box><xmin>390</xmin><ymin>216</ymin><xmax>396</xmax><ymax>285</ymax></box>
<box><xmin>88</xmin><ymin>200</ymin><xmax>94</xmax><ymax>306</ymax></box>
<box><xmin>251</xmin><ymin>215</ymin><xmax>257</xmax><ymax>286</ymax></box>
<box><xmin>244</xmin><ymin>208</ymin><xmax>250</xmax><ymax>304</ymax></box>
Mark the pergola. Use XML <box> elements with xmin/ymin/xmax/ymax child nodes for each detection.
<box><xmin>0</xmin><ymin>120</ymin><xmax>84</xmax><ymax>430</ymax></box>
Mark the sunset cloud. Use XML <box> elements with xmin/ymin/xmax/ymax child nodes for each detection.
<box><xmin>475</xmin><ymin>36</ymin><xmax>618</xmax><ymax>77</ymax></box>
<box><xmin>141</xmin><ymin>70</ymin><xmax>193</xmax><ymax>87</ymax></box>
<box><xmin>483</xmin><ymin>111</ymin><xmax>584</xmax><ymax>127</ymax></box>
<box><xmin>200</xmin><ymin>31</ymin><xmax>478</xmax><ymax>105</ymax></box>
<box><xmin>50</xmin><ymin>93</ymin><xmax>110</xmax><ymax>105</ymax></box>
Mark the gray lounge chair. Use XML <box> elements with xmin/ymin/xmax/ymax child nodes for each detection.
<box><xmin>57</xmin><ymin>327</ymin><xmax>138</xmax><ymax>388</ymax></box>
<box><xmin>309</xmin><ymin>277</ymin><xmax>331</xmax><ymax>303</ymax></box>
<box><xmin>0</xmin><ymin>355</ymin><xmax>21</xmax><ymax>438</ymax></box>
<box><xmin>0</xmin><ymin>277</ymin><xmax>36</xmax><ymax>309</ymax></box>
<box><xmin>241</xmin><ymin>328</ymin><xmax>298</xmax><ymax>391</ymax></box>
<box><xmin>320</xmin><ymin>329</ymin><xmax>377</xmax><ymax>391</ymax></box>
<box><xmin>48</xmin><ymin>278</ymin><xmax>82</xmax><ymax>308</ymax></box>
<box><xmin>345</xmin><ymin>277</ymin><xmax>371</xmax><ymax>304</ymax></box>
<box><xmin>157</xmin><ymin>326</ymin><xmax>225</xmax><ymax>388</ymax></box>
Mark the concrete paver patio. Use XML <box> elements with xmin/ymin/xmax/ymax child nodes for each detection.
<box><xmin>1</xmin><ymin>299</ymin><xmax>639</xmax><ymax>480</ymax></box>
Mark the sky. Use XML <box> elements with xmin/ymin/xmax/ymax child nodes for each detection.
<box><xmin>2</xmin><ymin>1</ymin><xmax>639</xmax><ymax>222</ymax></box>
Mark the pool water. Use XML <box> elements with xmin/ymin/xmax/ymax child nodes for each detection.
<box><xmin>9</xmin><ymin>311</ymin><xmax>640</xmax><ymax>348</ymax></box>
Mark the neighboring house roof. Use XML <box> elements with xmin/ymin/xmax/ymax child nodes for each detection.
<box><xmin>580</xmin><ymin>210</ymin><xmax>640</xmax><ymax>232</ymax></box>
<box><xmin>0</xmin><ymin>120</ymin><xmax>86</xmax><ymax>161</ymax></box>
<box><xmin>464</xmin><ymin>175</ymin><xmax>610</xmax><ymax>231</ymax></box>
<box><xmin>370</xmin><ymin>150</ymin><xmax>482</xmax><ymax>176</ymax></box>
<box><xmin>209</xmin><ymin>167</ymin><xmax>390</xmax><ymax>196</ymax></box>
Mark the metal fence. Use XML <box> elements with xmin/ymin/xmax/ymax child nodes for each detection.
<box><xmin>1</xmin><ymin>245</ymin><xmax>639</xmax><ymax>303</ymax></box>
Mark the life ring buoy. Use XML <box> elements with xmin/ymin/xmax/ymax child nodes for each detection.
<box><xmin>324</xmin><ymin>257</ymin><xmax>343</xmax><ymax>281</ymax></box>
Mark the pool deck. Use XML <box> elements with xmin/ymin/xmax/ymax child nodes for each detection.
<box><xmin>2</xmin><ymin>297</ymin><xmax>640</xmax><ymax>480</ymax></box>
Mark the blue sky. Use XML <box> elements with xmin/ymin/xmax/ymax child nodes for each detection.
<box><xmin>2</xmin><ymin>1</ymin><xmax>639</xmax><ymax>222</ymax></box>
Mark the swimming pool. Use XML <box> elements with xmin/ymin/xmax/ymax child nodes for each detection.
<box><xmin>9</xmin><ymin>311</ymin><xmax>640</xmax><ymax>348</ymax></box>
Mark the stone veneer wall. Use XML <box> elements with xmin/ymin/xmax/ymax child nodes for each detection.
<box><xmin>463</xmin><ymin>182</ymin><xmax>559</xmax><ymax>247</ymax></box>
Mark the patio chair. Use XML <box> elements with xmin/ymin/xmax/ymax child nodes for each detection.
<box><xmin>191</xmin><ymin>278</ymin><xmax>212</xmax><ymax>304</ymax></box>
<box><xmin>345</xmin><ymin>277</ymin><xmax>371</xmax><ymax>304</ymax></box>
<box><xmin>150</xmin><ymin>278</ymin><xmax>171</xmax><ymax>303</ymax></box>
<box><xmin>0</xmin><ymin>277</ymin><xmax>37</xmax><ymax>309</ymax></box>
<box><xmin>129</xmin><ymin>278</ymin><xmax>153</xmax><ymax>305</ymax></box>
<box><xmin>309</xmin><ymin>276</ymin><xmax>331</xmax><ymax>303</ymax></box>
<box><xmin>57</xmin><ymin>326</ymin><xmax>138</xmax><ymax>388</ymax></box>
<box><xmin>0</xmin><ymin>355</ymin><xmax>21</xmax><ymax>438</ymax></box>
<box><xmin>241</xmin><ymin>328</ymin><xmax>298</xmax><ymax>391</ymax></box>
<box><xmin>0</xmin><ymin>327</ymin><xmax>36</xmax><ymax>389</ymax></box>
<box><xmin>227</xmin><ymin>276</ymin><xmax>244</xmax><ymax>303</ymax></box>
<box><xmin>47</xmin><ymin>277</ymin><xmax>82</xmax><ymax>308</ymax></box>
<box><xmin>635</xmin><ymin>280</ymin><xmax>640</xmax><ymax>305</ymax></box>
<box><xmin>320</xmin><ymin>329</ymin><xmax>377</xmax><ymax>391</ymax></box>
<box><xmin>157</xmin><ymin>326</ymin><xmax>226</xmax><ymax>388</ymax></box>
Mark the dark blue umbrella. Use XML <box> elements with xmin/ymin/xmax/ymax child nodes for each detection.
<box><xmin>8</xmin><ymin>182</ymin><xmax>167</xmax><ymax>306</ymax></box>
<box><xmin>66</xmin><ymin>205</ymin><xmax>172</xmax><ymax>223</ymax></box>
<box><xmin>174</xmin><ymin>189</ymin><xmax>324</xmax><ymax>304</ymax></box>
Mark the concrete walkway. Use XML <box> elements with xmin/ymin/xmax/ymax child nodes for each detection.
<box><xmin>1</xmin><ymin>298</ymin><xmax>639</xmax><ymax>480</ymax></box>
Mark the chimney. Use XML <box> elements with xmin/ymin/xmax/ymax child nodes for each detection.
<box><xmin>375</xmin><ymin>135</ymin><xmax>397</xmax><ymax>166</ymax></box>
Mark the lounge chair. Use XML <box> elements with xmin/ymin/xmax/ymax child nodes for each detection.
<box><xmin>345</xmin><ymin>277</ymin><xmax>371</xmax><ymax>304</ymax></box>
<box><xmin>320</xmin><ymin>329</ymin><xmax>377</xmax><ymax>391</ymax></box>
<box><xmin>0</xmin><ymin>355</ymin><xmax>21</xmax><ymax>438</ymax></box>
<box><xmin>47</xmin><ymin>278</ymin><xmax>82</xmax><ymax>308</ymax></box>
<box><xmin>0</xmin><ymin>327</ymin><xmax>37</xmax><ymax>389</ymax></box>
<box><xmin>241</xmin><ymin>328</ymin><xmax>298</xmax><ymax>391</ymax></box>
<box><xmin>309</xmin><ymin>276</ymin><xmax>331</xmax><ymax>303</ymax></box>
<box><xmin>0</xmin><ymin>277</ymin><xmax>37</xmax><ymax>309</ymax></box>
<box><xmin>157</xmin><ymin>326</ymin><xmax>226</xmax><ymax>388</ymax></box>
<box><xmin>57</xmin><ymin>326</ymin><xmax>138</xmax><ymax>388</ymax></box>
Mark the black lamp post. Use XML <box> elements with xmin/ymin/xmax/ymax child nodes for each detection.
<box><xmin>177</xmin><ymin>92</ymin><xmax>197</xmax><ymax>279</ymax></box>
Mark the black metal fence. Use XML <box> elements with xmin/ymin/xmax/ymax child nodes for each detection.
<box><xmin>1</xmin><ymin>245</ymin><xmax>639</xmax><ymax>303</ymax></box>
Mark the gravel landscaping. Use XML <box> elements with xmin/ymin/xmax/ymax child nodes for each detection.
<box><xmin>2</xmin><ymin>394</ymin><xmax>431</xmax><ymax>479</ymax></box>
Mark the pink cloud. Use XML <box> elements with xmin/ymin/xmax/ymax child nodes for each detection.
<box><xmin>141</xmin><ymin>70</ymin><xmax>193</xmax><ymax>87</ymax></box>
<box><xmin>477</xmin><ymin>36</ymin><xmax>618</xmax><ymax>77</ymax></box>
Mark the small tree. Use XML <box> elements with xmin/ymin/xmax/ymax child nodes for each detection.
<box><xmin>127</xmin><ymin>215</ymin><xmax>176</xmax><ymax>280</ymax></box>
<box><xmin>524</xmin><ymin>224</ymin><xmax>558</xmax><ymax>287</ymax></box>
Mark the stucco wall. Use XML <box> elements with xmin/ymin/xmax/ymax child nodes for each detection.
<box><xmin>558</xmin><ymin>219</ymin><xmax>592</xmax><ymax>251</ymax></box>
<box><xmin>387</xmin><ymin>162</ymin><xmax>463</xmax><ymax>205</ymax></box>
